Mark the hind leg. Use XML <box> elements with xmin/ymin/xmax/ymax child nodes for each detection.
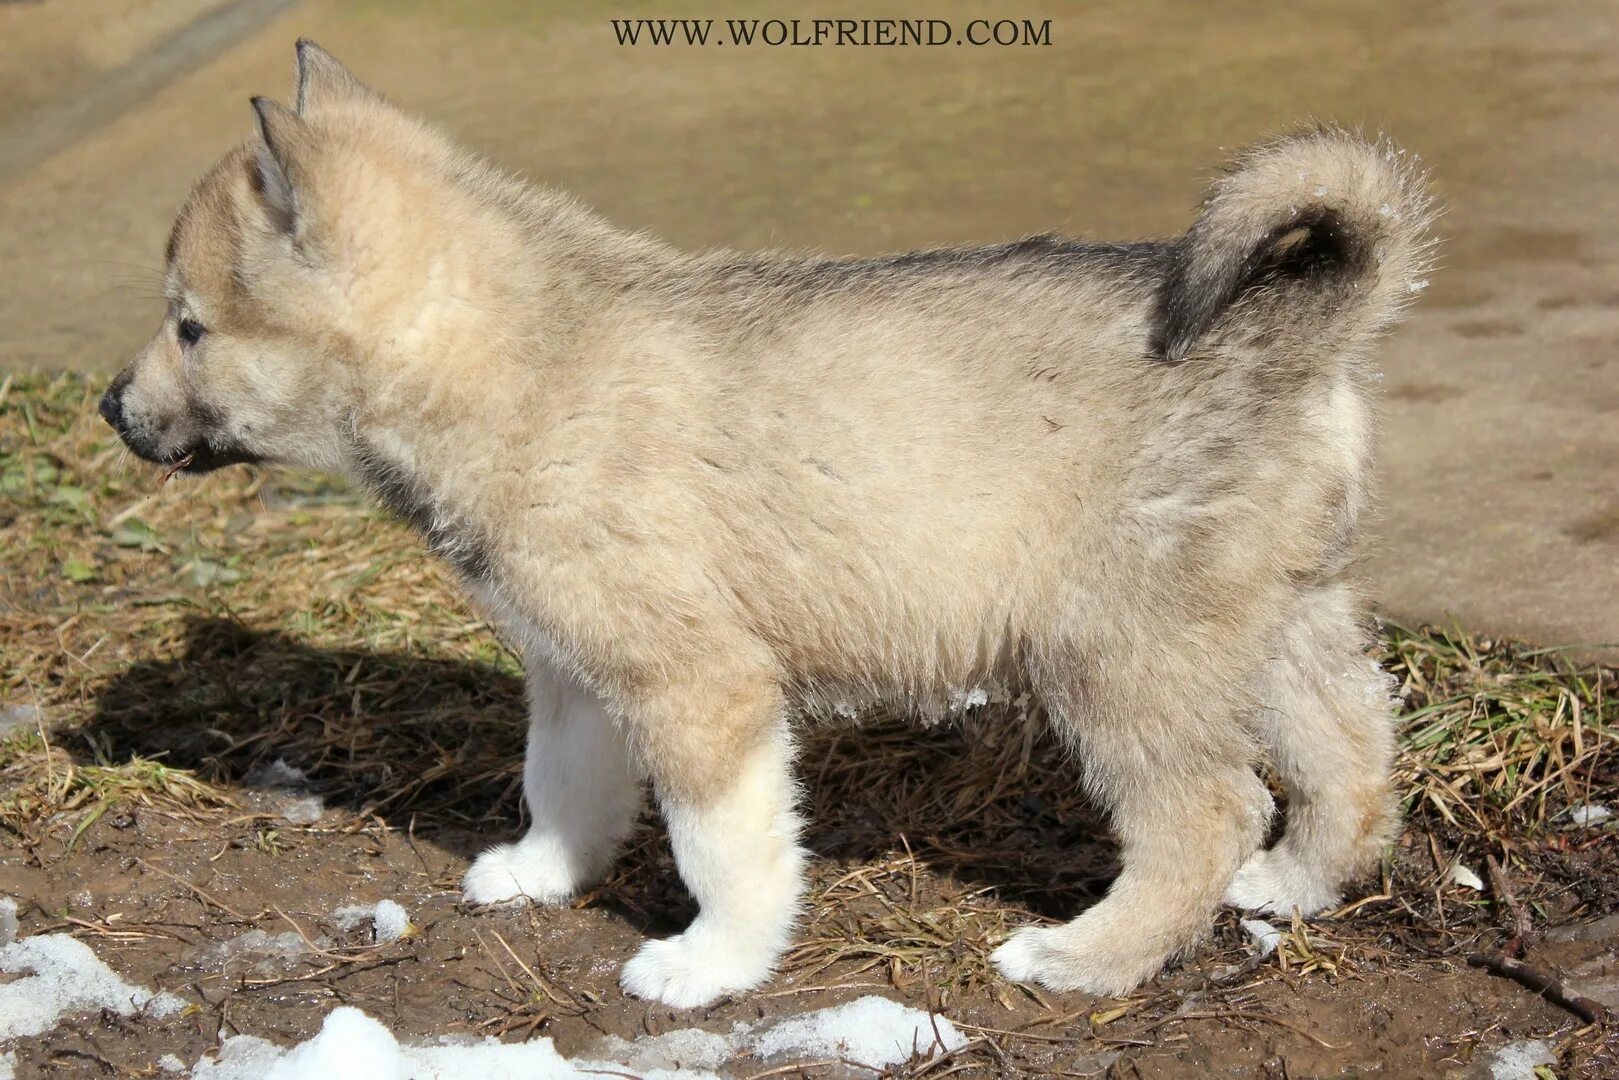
<box><xmin>1225</xmin><ymin>581</ymin><xmax>1397</xmax><ymax>915</ymax></box>
<box><xmin>994</xmin><ymin>648</ymin><xmax>1272</xmax><ymax>995</ymax></box>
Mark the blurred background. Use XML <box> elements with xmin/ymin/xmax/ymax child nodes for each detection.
<box><xmin>2</xmin><ymin>0</ymin><xmax>1615</xmax><ymax>654</ymax></box>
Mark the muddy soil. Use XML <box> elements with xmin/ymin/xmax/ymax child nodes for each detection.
<box><xmin>0</xmin><ymin>766</ymin><xmax>1609</xmax><ymax>1078</ymax></box>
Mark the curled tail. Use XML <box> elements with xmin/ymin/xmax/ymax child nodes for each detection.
<box><xmin>1158</xmin><ymin>127</ymin><xmax>1437</xmax><ymax>363</ymax></box>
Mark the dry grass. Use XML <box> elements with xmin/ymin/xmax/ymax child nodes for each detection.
<box><xmin>3</xmin><ymin>372</ymin><xmax>1617</xmax><ymax>1073</ymax></box>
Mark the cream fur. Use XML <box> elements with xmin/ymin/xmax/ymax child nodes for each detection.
<box><xmin>100</xmin><ymin>42</ymin><xmax>1435</xmax><ymax>1006</ymax></box>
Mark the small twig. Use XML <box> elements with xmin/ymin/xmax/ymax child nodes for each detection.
<box><xmin>135</xmin><ymin>858</ymin><xmax>251</xmax><ymax>921</ymax></box>
<box><xmin>473</xmin><ymin>929</ymin><xmax>524</xmax><ymax>1000</ymax></box>
<box><xmin>1485</xmin><ymin>854</ymin><xmax>1534</xmax><ymax>956</ymax></box>
<box><xmin>954</xmin><ymin>1019</ymin><xmax>1082</xmax><ymax>1044</ymax></box>
<box><xmin>240</xmin><ymin>956</ymin><xmax>404</xmax><ymax>989</ymax></box>
<box><xmin>272</xmin><ymin>906</ymin><xmax>372</xmax><ymax>963</ymax></box>
<box><xmin>903</xmin><ymin>1037</ymin><xmax>990</xmax><ymax>1078</ymax></box>
<box><xmin>760</xmin><ymin>982</ymin><xmax>887</xmax><ymax>998</ymax></box>
<box><xmin>1137</xmin><ymin>1010</ymin><xmax>1344</xmax><ymax>1049</ymax></box>
<box><xmin>742</xmin><ymin>1061</ymin><xmax>863</xmax><ymax>1080</ymax></box>
<box><xmin>490</xmin><ymin>929</ymin><xmax>576</xmax><ymax>1009</ymax></box>
<box><xmin>1015</xmin><ymin>1004</ymin><xmax>1095</xmax><ymax>1031</ymax></box>
<box><xmin>1467</xmin><ymin>953</ymin><xmax>1609</xmax><ymax>1025</ymax></box>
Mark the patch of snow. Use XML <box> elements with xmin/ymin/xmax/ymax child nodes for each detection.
<box><xmin>239</xmin><ymin>758</ymin><xmax>323</xmax><ymax>824</ymax></box>
<box><xmin>1567</xmin><ymin>803</ymin><xmax>1613</xmax><ymax>827</ymax></box>
<box><xmin>748</xmin><ymin>995</ymin><xmax>965</xmax><ymax>1067</ymax></box>
<box><xmin>260</xmin><ymin>1007</ymin><xmax>402</xmax><ymax>1080</ymax></box>
<box><xmin>190</xmin><ymin>996</ymin><xmax>964</xmax><ymax>1079</ymax></box>
<box><xmin>596</xmin><ymin>1026</ymin><xmax>732</xmax><ymax>1072</ymax></box>
<box><xmin>0</xmin><ymin>703</ymin><xmax>42</xmax><ymax>739</ymax></box>
<box><xmin>208</xmin><ymin>928</ymin><xmax>325</xmax><ymax>979</ymax></box>
<box><xmin>1547</xmin><ymin>911</ymin><xmax>1619</xmax><ymax>945</ymax></box>
<box><xmin>159</xmin><ymin>1054</ymin><xmax>187</xmax><ymax>1074</ymax></box>
<box><xmin>244</xmin><ymin>758</ymin><xmax>308</xmax><ymax>788</ymax></box>
<box><xmin>1066</xmin><ymin>1049</ymin><xmax>1121</xmax><ymax>1076</ymax></box>
<box><xmin>1449</xmin><ymin>863</ymin><xmax>1484</xmax><ymax>891</ymax></box>
<box><xmin>0</xmin><ymin>933</ymin><xmax>184</xmax><ymax>1040</ymax></box>
<box><xmin>372</xmin><ymin>900</ymin><xmax>411</xmax><ymax>943</ymax></box>
<box><xmin>1484</xmin><ymin>1038</ymin><xmax>1554</xmax><ymax>1079</ymax></box>
<box><xmin>0</xmin><ymin>1050</ymin><xmax>14</xmax><ymax>1080</ymax></box>
<box><xmin>1241</xmin><ymin>918</ymin><xmax>1284</xmax><ymax>957</ymax></box>
<box><xmin>332</xmin><ymin>905</ymin><xmax>372</xmax><ymax>931</ymax></box>
<box><xmin>191</xmin><ymin>1035</ymin><xmax>288</xmax><ymax>1080</ymax></box>
<box><xmin>0</xmin><ymin>896</ymin><xmax>17</xmax><ymax>947</ymax></box>
<box><xmin>213</xmin><ymin>929</ymin><xmax>316</xmax><ymax>962</ymax></box>
<box><xmin>193</xmin><ymin>1007</ymin><xmax>699</xmax><ymax>1080</ymax></box>
<box><xmin>333</xmin><ymin>900</ymin><xmax>412</xmax><ymax>943</ymax></box>
<box><xmin>1565</xmin><ymin>975</ymin><xmax>1619</xmax><ymax>1009</ymax></box>
<box><xmin>278</xmin><ymin>794</ymin><xmax>325</xmax><ymax>825</ymax></box>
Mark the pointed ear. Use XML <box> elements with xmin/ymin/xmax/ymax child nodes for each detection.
<box><xmin>250</xmin><ymin>96</ymin><xmax>315</xmax><ymax>236</ymax></box>
<box><xmin>294</xmin><ymin>38</ymin><xmax>377</xmax><ymax>114</ymax></box>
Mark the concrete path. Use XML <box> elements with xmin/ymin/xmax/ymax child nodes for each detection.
<box><xmin>2</xmin><ymin>0</ymin><xmax>1613</xmax><ymax>655</ymax></box>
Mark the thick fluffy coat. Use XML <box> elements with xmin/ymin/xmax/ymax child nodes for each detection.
<box><xmin>100</xmin><ymin>42</ymin><xmax>1435</xmax><ymax>1006</ymax></box>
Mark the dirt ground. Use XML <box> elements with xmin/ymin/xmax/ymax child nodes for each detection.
<box><xmin>2</xmin><ymin>377</ymin><xmax>1617</xmax><ymax>1077</ymax></box>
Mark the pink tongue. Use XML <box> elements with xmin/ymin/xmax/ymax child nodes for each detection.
<box><xmin>159</xmin><ymin>453</ymin><xmax>194</xmax><ymax>486</ymax></box>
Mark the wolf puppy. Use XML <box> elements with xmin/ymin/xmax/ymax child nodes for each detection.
<box><xmin>101</xmin><ymin>42</ymin><xmax>1433</xmax><ymax>1006</ymax></box>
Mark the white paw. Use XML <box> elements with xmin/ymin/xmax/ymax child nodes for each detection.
<box><xmin>991</xmin><ymin>921</ymin><xmax>1163</xmax><ymax>997</ymax></box>
<box><xmin>990</xmin><ymin>926</ymin><xmax>1054</xmax><ymax>985</ymax></box>
<box><xmin>619</xmin><ymin>929</ymin><xmax>775</xmax><ymax>1008</ymax></box>
<box><xmin>1223</xmin><ymin>849</ymin><xmax>1338</xmax><ymax>915</ymax></box>
<box><xmin>461</xmin><ymin>837</ymin><xmax>580</xmax><ymax>905</ymax></box>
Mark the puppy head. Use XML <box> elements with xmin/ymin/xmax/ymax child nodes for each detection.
<box><xmin>101</xmin><ymin>41</ymin><xmax>456</xmax><ymax>477</ymax></box>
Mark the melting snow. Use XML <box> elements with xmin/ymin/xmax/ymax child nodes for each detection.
<box><xmin>332</xmin><ymin>899</ymin><xmax>413</xmax><ymax>943</ymax></box>
<box><xmin>373</xmin><ymin>899</ymin><xmax>411</xmax><ymax>942</ymax></box>
<box><xmin>1483</xmin><ymin>1038</ymin><xmax>1555</xmax><ymax>1079</ymax></box>
<box><xmin>0</xmin><ymin>896</ymin><xmax>17</xmax><ymax>947</ymax></box>
<box><xmin>747</xmin><ymin>995</ymin><xmax>963</xmax><ymax>1066</ymax></box>
<box><xmin>1568</xmin><ymin>803</ymin><xmax>1613</xmax><ymax>827</ymax></box>
<box><xmin>242</xmin><ymin>758</ymin><xmax>324</xmax><ymax>823</ymax></box>
<box><xmin>1241</xmin><ymin>918</ymin><xmax>1284</xmax><ymax>957</ymax></box>
<box><xmin>277</xmin><ymin>795</ymin><xmax>325</xmax><ymax>825</ymax></box>
<box><xmin>0</xmin><ymin>703</ymin><xmax>41</xmax><ymax>740</ymax></box>
<box><xmin>245</xmin><ymin>758</ymin><xmax>309</xmax><ymax>788</ymax></box>
<box><xmin>0</xmin><ymin>919</ymin><xmax>962</xmax><ymax>1079</ymax></box>
<box><xmin>0</xmin><ymin>934</ymin><xmax>185</xmax><ymax>1040</ymax></box>
<box><xmin>189</xmin><ymin>996</ymin><xmax>965</xmax><ymax>1078</ymax></box>
<box><xmin>213</xmin><ymin>929</ymin><xmax>317</xmax><ymax>962</ymax></box>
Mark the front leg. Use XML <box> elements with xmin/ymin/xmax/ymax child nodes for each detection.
<box><xmin>618</xmin><ymin>677</ymin><xmax>807</xmax><ymax>1008</ymax></box>
<box><xmin>462</xmin><ymin>660</ymin><xmax>641</xmax><ymax>904</ymax></box>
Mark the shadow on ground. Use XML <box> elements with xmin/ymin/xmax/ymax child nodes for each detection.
<box><xmin>72</xmin><ymin>614</ymin><xmax>1118</xmax><ymax>925</ymax></box>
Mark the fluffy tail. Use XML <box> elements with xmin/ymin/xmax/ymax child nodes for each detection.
<box><xmin>1157</xmin><ymin>127</ymin><xmax>1437</xmax><ymax>363</ymax></box>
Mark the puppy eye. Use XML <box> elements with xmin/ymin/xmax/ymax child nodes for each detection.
<box><xmin>177</xmin><ymin>317</ymin><xmax>206</xmax><ymax>346</ymax></box>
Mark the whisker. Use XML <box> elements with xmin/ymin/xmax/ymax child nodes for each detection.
<box><xmin>90</xmin><ymin>260</ymin><xmax>167</xmax><ymax>279</ymax></box>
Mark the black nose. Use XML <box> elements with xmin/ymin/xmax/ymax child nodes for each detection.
<box><xmin>98</xmin><ymin>385</ymin><xmax>124</xmax><ymax>430</ymax></box>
